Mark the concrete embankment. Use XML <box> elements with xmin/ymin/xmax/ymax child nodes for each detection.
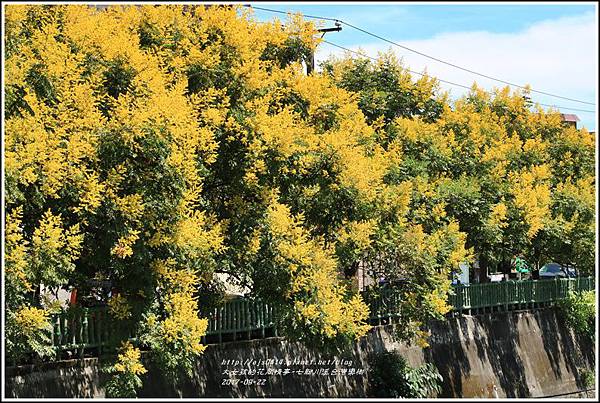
<box><xmin>5</xmin><ymin>308</ymin><xmax>596</xmax><ymax>398</ymax></box>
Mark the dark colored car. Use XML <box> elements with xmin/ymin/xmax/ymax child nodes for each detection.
<box><xmin>539</xmin><ymin>263</ymin><xmax>577</xmax><ymax>279</ymax></box>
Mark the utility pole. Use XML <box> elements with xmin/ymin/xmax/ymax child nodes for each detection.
<box><xmin>307</xmin><ymin>21</ymin><xmax>342</xmax><ymax>75</ymax></box>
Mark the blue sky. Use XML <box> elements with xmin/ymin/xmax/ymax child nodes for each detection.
<box><xmin>246</xmin><ymin>2</ymin><xmax>598</xmax><ymax>130</ymax></box>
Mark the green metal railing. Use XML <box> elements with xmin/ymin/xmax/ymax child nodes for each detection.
<box><xmin>362</xmin><ymin>285</ymin><xmax>404</xmax><ymax>325</ymax></box>
<box><xmin>448</xmin><ymin>277</ymin><xmax>594</xmax><ymax>312</ymax></box>
<box><xmin>204</xmin><ymin>298</ymin><xmax>279</xmax><ymax>342</ymax></box>
<box><xmin>49</xmin><ymin>306</ymin><xmax>134</xmax><ymax>357</ymax></box>
<box><xmin>45</xmin><ymin>277</ymin><xmax>594</xmax><ymax>355</ymax></box>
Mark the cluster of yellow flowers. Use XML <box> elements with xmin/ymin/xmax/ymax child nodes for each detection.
<box><xmin>424</xmin><ymin>289</ymin><xmax>452</xmax><ymax>317</ymax></box>
<box><xmin>14</xmin><ymin>306</ymin><xmax>51</xmax><ymax>338</ymax></box>
<box><xmin>509</xmin><ymin>165</ymin><xmax>552</xmax><ymax>238</ymax></box>
<box><xmin>28</xmin><ymin>211</ymin><xmax>84</xmax><ymax>286</ymax></box>
<box><xmin>114</xmin><ymin>341</ymin><xmax>147</xmax><ymax>376</ymax></box>
<box><xmin>161</xmin><ymin>292</ymin><xmax>209</xmax><ymax>355</ymax></box>
<box><xmin>114</xmin><ymin>194</ymin><xmax>145</xmax><ymax>223</ymax></box>
<box><xmin>337</xmin><ymin>220</ymin><xmax>377</xmax><ymax>251</ymax></box>
<box><xmin>72</xmin><ymin>172</ymin><xmax>106</xmax><ymax>216</ymax></box>
<box><xmin>108</xmin><ymin>294</ymin><xmax>132</xmax><ymax>320</ymax></box>
<box><xmin>555</xmin><ymin>177</ymin><xmax>595</xmax><ymax>212</ymax></box>
<box><xmin>32</xmin><ymin>211</ymin><xmax>82</xmax><ymax>255</ymax></box>
<box><xmin>151</xmin><ymin>259</ymin><xmax>208</xmax><ymax>355</ymax></box>
<box><xmin>487</xmin><ymin>202</ymin><xmax>509</xmax><ymax>229</ymax></box>
<box><xmin>267</xmin><ymin>199</ymin><xmax>371</xmax><ymax>339</ymax></box>
<box><xmin>5</xmin><ymin>207</ymin><xmax>31</xmax><ymax>291</ymax></box>
<box><xmin>415</xmin><ymin>327</ymin><xmax>432</xmax><ymax>349</ymax></box>
<box><xmin>111</xmin><ymin>230</ymin><xmax>140</xmax><ymax>259</ymax></box>
<box><xmin>170</xmin><ymin>211</ymin><xmax>225</xmax><ymax>260</ymax></box>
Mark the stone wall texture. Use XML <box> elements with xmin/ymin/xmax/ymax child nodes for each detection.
<box><xmin>5</xmin><ymin>308</ymin><xmax>596</xmax><ymax>398</ymax></box>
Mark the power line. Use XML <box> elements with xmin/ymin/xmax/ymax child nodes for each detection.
<box><xmin>323</xmin><ymin>40</ymin><xmax>472</xmax><ymax>91</ymax></box>
<box><xmin>245</xmin><ymin>4</ymin><xmax>339</xmax><ymax>23</ymax></box>
<box><xmin>339</xmin><ymin>20</ymin><xmax>596</xmax><ymax>106</ymax></box>
<box><xmin>245</xmin><ymin>4</ymin><xmax>596</xmax><ymax>107</ymax></box>
<box><xmin>321</xmin><ymin>40</ymin><xmax>595</xmax><ymax>114</ymax></box>
<box><xmin>536</xmin><ymin>103</ymin><xmax>595</xmax><ymax>114</ymax></box>
<box><xmin>245</xmin><ymin>5</ymin><xmax>595</xmax><ymax>114</ymax></box>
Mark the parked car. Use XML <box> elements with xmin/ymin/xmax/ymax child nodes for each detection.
<box><xmin>539</xmin><ymin>263</ymin><xmax>577</xmax><ymax>279</ymax></box>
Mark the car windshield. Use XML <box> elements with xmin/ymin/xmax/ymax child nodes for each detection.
<box><xmin>541</xmin><ymin>263</ymin><xmax>562</xmax><ymax>273</ymax></box>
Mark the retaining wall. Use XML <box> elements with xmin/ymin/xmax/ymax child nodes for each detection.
<box><xmin>4</xmin><ymin>308</ymin><xmax>596</xmax><ymax>398</ymax></box>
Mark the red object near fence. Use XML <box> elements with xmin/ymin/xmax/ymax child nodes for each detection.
<box><xmin>70</xmin><ymin>288</ymin><xmax>77</xmax><ymax>305</ymax></box>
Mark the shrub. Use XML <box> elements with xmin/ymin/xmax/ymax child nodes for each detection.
<box><xmin>104</xmin><ymin>341</ymin><xmax>147</xmax><ymax>398</ymax></box>
<box><xmin>558</xmin><ymin>290</ymin><xmax>596</xmax><ymax>338</ymax></box>
<box><xmin>579</xmin><ymin>368</ymin><xmax>595</xmax><ymax>389</ymax></box>
<box><xmin>368</xmin><ymin>350</ymin><xmax>442</xmax><ymax>398</ymax></box>
<box><xmin>6</xmin><ymin>306</ymin><xmax>55</xmax><ymax>363</ymax></box>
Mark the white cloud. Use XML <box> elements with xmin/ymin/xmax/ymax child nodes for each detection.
<box><xmin>315</xmin><ymin>12</ymin><xmax>597</xmax><ymax>128</ymax></box>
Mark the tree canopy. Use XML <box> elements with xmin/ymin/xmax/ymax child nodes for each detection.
<box><xmin>4</xmin><ymin>4</ymin><xmax>595</xmax><ymax>393</ymax></box>
<box><xmin>322</xmin><ymin>52</ymin><xmax>595</xmax><ymax>278</ymax></box>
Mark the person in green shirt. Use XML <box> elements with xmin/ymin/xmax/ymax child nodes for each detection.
<box><xmin>512</xmin><ymin>254</ymin><xmax>530</xmax><ymax>280</ymax></box>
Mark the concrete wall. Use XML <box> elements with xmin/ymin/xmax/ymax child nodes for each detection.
<box><xmin>5</xmin><ymin>308</ymin><xmax>596</xmax><ymax>398</ymax></box>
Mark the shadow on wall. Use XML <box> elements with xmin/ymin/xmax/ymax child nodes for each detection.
<box><xmin>423</xmin><ymin>317</ymin><xmax>473</xmax><ymax>397</ymax></box>
<box><xmin>533</xmin><ymin>309</ymin><xmax>595</xmax><ymax>390</ymax></box>
<box><xmin>472</xmin><ymin>313</ymin><xmax>530</xmax><ymax>398</ymax></box>
<box><xmin>5</xmin><ymin>308</ymin><xmax>595</xmax><ymax>398</ymax></box>
<box><xmin>424</xmin><ymin>314</ymin><xmax>519</xmax><ymax>398</ymax></box>
<box><xmin>5</xmin><ymin>359</ymin><xmax>109</xmax><ymax>398</ymax></box>
<box><xmin>138</xmin><ymin>331</ymin><xmax>388</xmax><ymax>398</ymax></box>
<box><xmin>422</xmin><ymin>308</ymin><xmax>595</xmax><ymax>398</ymax></box>
<box><xmin>424</xmin><ymin>314</ymin><xmax>532</xmax><ymax>397</ymax></box>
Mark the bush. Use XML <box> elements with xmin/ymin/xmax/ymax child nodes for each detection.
<box><xmin>368</xmin><ymin>350</ymin><xmax>442</xmax><ymax>398</ymax></box>
<box><xmin>6</xmin><ymin>306</ymin><xmax>55</xmax><ymax>363</ymax></box>
<box><xmin>103</xmin><ymin>341</ymin><xmax>147</xmax><ymax>398</ymax></box>
<box><xmin>579</xmin><ymin>368</ymin><xmax>595</xmax><ymax>389</ymax></box>
<box><xmin>558</xmin><ymin>290</ymin><xmax>596</xmax><ymax>338</ymax></box>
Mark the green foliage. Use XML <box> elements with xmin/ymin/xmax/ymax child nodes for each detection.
<box><xmin>405</xmin><ymin>362</ymin><xmax>444</xmax><ymax>398</ymax></box>
<box><xmin>5</xmin><ymin>307</ymin><xmax>56</xmax><ymax>363</ymax></box>
<box><xmin>321</xmin><ymin>52</ymin><xmax>444</xmax><ymax>126</ymax></box>
<box><xmin>368</xmin><ymin>350</ymin><xmax>442</xmax><ymax>398</ymax></box>
<box><xmin>103</xmin><ymin>341</ymin><xmax>147</xmax><ymax>398</ymax></box>
<box><xmin>138</xmin><ymin>317</ymin><xmax>196</xmax><ymax>384</ymax></box>
<box><xmin>104</xmin><ymin>368</ymin><xmax>143</xmax><ymax>398</ymax></box>
<box><xmin>323</xmin><ymin>52</ymin><xmax>595</xmax><ymax>280</ymax></box>
<box><xmin>5</xmin><ymin>5</ymin><xmax>595</xmax><ymax>380</ymax></box>
<box><xmin>558</xmin><ymin>290</ymin><xmax>596</xmax><ymax>338</ymax></box>
<box><xmin>579</xmin><ymin>368</ymin><xmax>595</xmax><ymax>389</ymax></box>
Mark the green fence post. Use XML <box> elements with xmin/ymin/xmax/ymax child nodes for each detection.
<box><xmin>518</xmin><ymin>280</ymin><xmax>523</xmax><ymax>309</ymax></box>
<box><xmin>245</xmin><ymin>299</ymin><xmax>251</xmax><ymax>339</ymax></box>
<box><xmin>503</xmin><ymin>281</ymin><xmax>508</xmax><ymax>311</ymax></box>
<box><xmin>89</xmin><ymin>310</ymin><xmax>96</xmax><ymax>348</ymax></box>
<box><xmin>217</xmin><ymin>305</ymin><xmax>223</xmax><ymax>344</ymax></box>
<box><xmin>259</xmin><ymin>301</ymin><xmax>265</xmax><ymax>339</ymax></box>
<box><xmin>53</xmin><ymin>314</ymin><xmax>61</xmax><ymax>361</ymax></box>
<box><xmin>97</xmin><ymin>309</ymin><xmax>103</xmax><ymax>356</ymax></box>
<box><xmin>80</xmin><ymin>310</ymin><xmax>88</xmax><ymax>358</ymax></box>
<box><xmin>273</xmin><ymin>305</ymin><xmax>279</xmax><ymax>337</ymax></box>
<box><xmin>234</xmin><ymin>300</ymin><xmax>239</xmax><ymax>341</ymax></box>
<box><xmin>69</xmin><ymin>309</ymin><xmax>76</xmax><ymax>350</ymax></box>
<box><xmin>226</xmin><ymin>301</ymin><xmax>231</xmax><ymax>341</ymax></box>
<box><xmin>233</xmin><ymin>299</ymin><xmax>238</xmax><ymax>342</ymax></box>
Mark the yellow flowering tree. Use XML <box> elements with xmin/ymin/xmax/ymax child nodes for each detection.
<box><xmin>5</xmin><ymin>4</ymin><xmax>594</xmax><ymax>388</ymax></box>
<box><xmin>4</xmin><ymin>4</ymin><xmax>224</xmax><ymax>371</ymax></box>
<box><xmin>104</xmin><ymin>341</ymin><xmax>148</xmax><ymax>398</ymax></box>
<box><xmin>4</xmin><ymin>3</ymin><xmax>375</xmax><ymax>375</ymax></box>
<box><xmin>323</xmin><ymin>52</ymin><xmax>595</xmax><ymax>282</ymax></box>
